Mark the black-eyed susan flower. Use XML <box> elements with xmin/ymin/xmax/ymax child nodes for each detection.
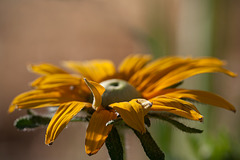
<box><xmin>9</xmin><ymin>55</ymin><xmax>236</xmax><ymax>159</ymax></box>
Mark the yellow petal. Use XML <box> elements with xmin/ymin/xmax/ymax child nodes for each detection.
<box><xmin>9</xmin><ymin>90</ymin><xmax>43</xmax><ymax>112</ymax></box>
<box><xmin>192</xmin><ymin>57</ymin><xmax>225</xmax><ymax>66</ymax></box>
<box><xmin>128</xmin><ymin>57</ymin><xmax>236</xmax><ymax>94</ymax></box>
<box><xmin>85</xmin><ymin>109</ymin><xmax>117</xmax><ymax>155</ymax></box>
<box><xmin>118</xmin><ymin>54</ymin><xmax>152</xmax><ymax>81</ymax></box>
<box><xmin>110</xmin><ymin>99</ymin><xmax>152</xmax><ymax>134</ymax></box>
<box><xmin>153</xmin><ymin>89</ymin><xmax>236</xmax><ymax>112</ymax></box>
<box><xmin>145</xmin><ymin>65</ymin><xmax>236</xmax><ymax>93</ymax></box>
<box><xmin>129</xmin><ymin>57</ymin><xmax>190</xmax><ymax>90</ymax></box>
<box><xmin>45</xmin><ymin>101</ymin><xmax>91</xmax><ymax>145</ymax></box>
<box><xmin>84</xmin><ymin>79</ymin><xmax>105</xmax><ymax>110</ymax></box>
<box><xmin>150</xmin><ymin>96</ymin><xmax>203</xmax><ymax>121</ymax></box>
<box><xmin>29</xmin><ymin>63</ymin><xmax>67</xmax><ymax>75</ymax></box>
<box><xmin>9</xmin><ymin>89</ymin><xmax>83</xmax><ymax>112</ymax></box>
<box><xmin>31</xmin><ymin>74</ymin><xmax>82</xmax><ymax>89</ymax></box>
<box><xmin>64</xmin><ymin>60</ymin><xmax>116</xmax><ymax>82</ymax></box>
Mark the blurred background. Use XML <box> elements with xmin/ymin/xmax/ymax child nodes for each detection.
<box><xmin>0</xmin><ymin>0</ymin><xmax>240</xmax><ymax>159</ymax></box>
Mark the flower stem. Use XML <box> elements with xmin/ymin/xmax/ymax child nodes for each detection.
<box><xmin>133</xmin><ymin>129</ymin><xmax>165</xmax><ymax>160</ymax></box>
<box><xmin>105</xmin><ymin>127</ymin><xmax>123</xmax><ymax>160</ymax></box>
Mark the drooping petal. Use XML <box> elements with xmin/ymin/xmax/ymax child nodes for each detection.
<box><xmin>85</xmin><ymin>109</ymin><xmax>117</xmax><ymax>155</ymax></box>
<box><xmin>118</xmin><ymin>54</ymin><xmax>152</xmax><ymax>81</ymax></box>
<box><xmin>64</xmin><ymin>60</ymin><xmax>116</xmax><ymax>82</ymax></box>
<box><xmin>150</xmin><ymin>89</ymin><xmax>236</xmax><ymax>112</ymax></box>
<box><xmin>150</xmin><ymin>96</ymin><xmax>203</xmax><ymax>121</ymax></box>
<box><xmin>9</xmin><ymin>89</ymin><xmax>84</xmax><ymax>112</ymax></box>
<box><xmin>45</xmin><ymin>101</ymin><xmax>91</xmax><ymax>145</ymax></box>
<box><xmin>31</xmin><ymin>74</ymin><xmax>83</xmax><ymax>89</ymax></box>
<box><xmin>109</xmin><ymin>99</ymin><xmax>152</xmax><ymax>134</ymax></box>
<box><xmin>149</xmin><ymin>67</ymin><xmax>235</xmax><ymax>93</ymax></box>
<box><xmin>129</xmin><ymin>57</ymin><xmax>191</xmax><ymax>90</ymax></box>
<box><xmin>143</xmin><ymin>58</ymin><xmax>236</xmax><ymax>93</ymax></box>
<box><xmin>29</xmin><ymin>63</ymin><xmax>68</xmax><ymax>75</ymax></box>
<box><xmin>9</xmin><ymin>90</ymin><xmax>43</xmax><ymax>112</ymax></box>
<box><xmin>84</xmin><ymin>79</ymin><xmax>105</xmax><ymax>110</ymax></box>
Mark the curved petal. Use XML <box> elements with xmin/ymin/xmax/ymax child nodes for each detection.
<box><xmin>130</xmin><ymin>57</ymin><xmax>192</xmax><ymax>91</ymax></box>
<box><xmin>31</xmin><ymin>74</ymin><xmax>82</xmax><ymax>89</ymax></box>
<box><xmin>151</xmin><ymin>89</ymin><xmax>236</xmax><ymax>112</ymax></box>
<box><xmin>45</xmin><ymin>101</ymin><xmax>91</xmax><ymax>145</ymax></box>
<box><xmin>9</xmin><ymin>89</ymin><xmax>85</xmax><ymax>112</ymax></box>
<box><xmin>64</xmin><ymin>60</ymin><xmax>116</xmax><ymax>82</ymax></box>
<box><xmin>84</xmin><ymin>79</ymin><xmax>105</xmax><ymax>110</ymax></box>
<box><xmin>29</xmin><ymin>63</ymin><xmax>67</xmax><ymax>75</ymax></box>
<box><xmin>145</xmin><ymin>66</ymin><xmax>236</xmax><ymax>93</ymax></box>
<box><xmin>9</xmin><ymin>90</ymin><xmax>44</xmax><ymax>113</ymax></box>
<box><xmin>118</xmin><ymin>54</ymin><xmax>152</xmax><ymax>81</ymax></box>
<box><xmin>129</xmin><ymin>57</ymin><xmax>236</xmax><ymax>94</ymax></box>
<box><xmin>85</xmin><ymin>109</ymin><xmax>117</xmax><ymax>155</ymax></box>
<box><xmin>109</xmin><ymin>99</ymin><xmax>152</xmax><ymax>134</ymax></box>
<box><xmin>150</xmin><ymin>96</ymin><xmax>203</xmax><ymax>121</ymax></box>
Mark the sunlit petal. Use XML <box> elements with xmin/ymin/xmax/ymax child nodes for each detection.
<box><xmin>151</xmin><ymin>89</ymin><xmax>236</xmax><ymax>112</ymax></box>
<box><xmin>144</xmin><ymin>64</ymin><xmax>236</xmax><ymax>94</ymax></box>
<box><xmin>84</xmin><ymin>79</ymin><xmax>105</xmax><ymax>109</ymax></box>
<box><xmin>64</xmin><ymin>60</ymin><xmax>116</xmax><ymax>82</ymax></box>
<box><xmin>129</xmin><ymin>57</ymin><xmax>190</xmax><ymax>90</ymax></box>
<box><xmin>9</xmin><ymin>89</ymin><xmax>84</xmax><ymax>112</ymax></box>
<box><xmin>110</xmin><ymin>99</ymin><xmax>152</xmax><ymax>134</ymax></box>
<box><xmin>118</xmin><ymin>54</ymin><xmax>152</xmax><ymax>81</ymax></box>
<box><xmin>31</xmin><ymin>74</ymin><xmax>82</xmax><ymax>89</ymax></box>
<box><xmin>29</xmin><ymin>63</ymin><xmax>67</xmax><ymax>75</ymax></box>
<box><xmin>85</xmin><ymin>109</ymin><xmax>117</xmax><ymax>155</ymax></box>
<box><xmin>150</xmin><ymin>96</ymin><xmax>203</xmax><ymax>121</ymax></box>
<box><xmin>45</xmin><ymin>101</ymin><xmax>91</xmax><ymax>145</ymax></box>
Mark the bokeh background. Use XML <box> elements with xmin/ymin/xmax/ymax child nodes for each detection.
<box><xmin>0</xmin><ymin>0</ymin><xmax>240</xmax><ymax>159</ymax></box>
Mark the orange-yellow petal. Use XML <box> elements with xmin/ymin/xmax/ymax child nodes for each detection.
<box><xmin>64</xmin><ymin>60</ymin><xmax>116</xmax><ymax>82</ymax></box>
<box><xmin>150</xmin><ymin>96</ymin><xmax>203</xmax><ymax>121</ymax></box>
<box><xmin>128</xmin><ymin>57</ymin><xmax>236</xmax><ymax>94</ymax></box>
<box><xmin>9</xmin><ymin>89</ymin><xmax>83</xmax><ymax>112</ymax></box>
<box><xmin>85</xmin><ymin>109</ymin><xmax>117</xmax><ymax>155</ymax></box>
<box><xmin>153</xmin><ymin>89</ymin><xmax>236</xmax><ymax>112</ymax></box>
<box><xmin>109</xmin><ymin>99</ymin><xmax>152</xmax><ymax>134</ymax></box>
<box><xmin>145</xmin><ymin>65</ymin><xmax>236</xmax><ymax>93</ymax></box>
<box><xmin>31</xmin><ymin>74</ymin><xmax>82</xmax><ymax>89</ymax></box>
<box><xmin>29</xmin><ymin>63</ymin><xmax>67</xmax><ymax>75</ymax></box>
<box><xmin>129</xmin><ymin>57</ymin><xmax>191</xmax><ymax>90</ymax></box>
<box><xmin>9</xmin><ymin>90</ymin><xmax>43</xmax><ymax>112</ymax></box>
<box><xmin>118</xmin><ymin>54</ymin><xmax>152</xmax><ymax>81</ymax></box>
<box><xmin>45</xmin><ymin>101</ymin><xmax>91</xmax><ymax>145</ymax></box>
<box><xmin>84</xmin><ymin>79</ymin><xmax>105</xmax><ymax>110</ymax></box>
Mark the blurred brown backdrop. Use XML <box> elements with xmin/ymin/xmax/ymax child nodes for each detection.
<box><xmin>0</xmin><ymin>0</ymin><xmax>240</xmax><ymax>160</ymax></box>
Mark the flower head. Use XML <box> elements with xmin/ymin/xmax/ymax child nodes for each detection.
<box><xmin>9</xmin><ymin>55</ymin><xmax>236</xmax><ymax>155</ymax></box>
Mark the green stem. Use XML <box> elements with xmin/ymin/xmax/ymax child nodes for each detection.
<box><xmin>133</xmin><ymin>129</ymin><xmax>165</xmax><ymax>160</ymax></box>
<box><xmin>105</xmin><ymin>127</ymin><xmax>123</xmax><ymax>160</ymax></box>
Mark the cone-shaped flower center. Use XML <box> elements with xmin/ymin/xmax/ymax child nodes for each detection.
<box><xmin>100</xmin><ymin>79</ymin><xmax>142</xmax><ymax>107</ymax></box>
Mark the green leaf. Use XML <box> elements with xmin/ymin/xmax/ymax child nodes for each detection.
<box><xmin>14</xmin><ymin>115</ymin><xmax>51</xmax><ymax>131</ymax></box>
<box><xmin>148</xmin><ymin>113</ymin><xmax>203</xmax><ymax>134</ymax></box>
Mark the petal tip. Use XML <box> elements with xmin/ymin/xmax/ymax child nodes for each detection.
<box><xmin>85</xmin><ymin>149</ymin><xmax>98</xmax><ymax>156</ymax></box>
<box><xmin>27</xmin><ymin>64</ymin><xmax>33</xmax><ymax>72</ymax></box>
<box><xmin>199</xmin><ymin>117</ymin><xmax>204</xmax><ymax>122</ymax></box>
<box><xmin>45</xmin><ymin>140</ymin><xmax>53</xmax><ymax>146</ymax></box>
<box><xmin>231</xmin><ymin>72</ymin><xmax>238</xmax><ymax>77</ymax></box>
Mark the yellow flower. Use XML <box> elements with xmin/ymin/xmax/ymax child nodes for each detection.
<box><xmin>9</xmin><ymin>55</ymin><xmax>236</xmax><ymax>155</ymax></box>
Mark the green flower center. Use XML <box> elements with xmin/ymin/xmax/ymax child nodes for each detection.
<box><xmin>100</xmin><ymin>79</ymin><xmax>142</xmax><ymax>107</ymax></box>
